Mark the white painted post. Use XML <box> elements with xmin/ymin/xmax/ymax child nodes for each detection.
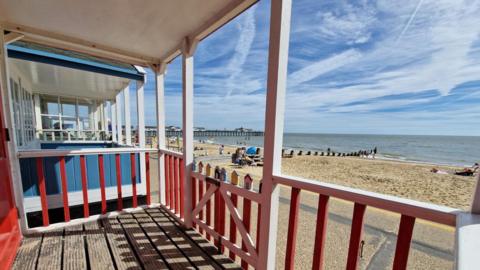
<box><xmin>103</xmin><ymin>100</ymin><xmax>109</xmax><ymax>140</ymax></box>
<box><xmin>136</xmin><ymin>75</ymin><xmax>147</xmax><ymax>192</ymax></box>
<box><xmin>154</xmin><ymin>64</ymin><xmax>167</xmax><ymax>205</ymax></box>
<box><xmin>34</xmin><ymin>94</ymin><xmax>42</xmax><ymax>139</ymax></box>
<box><xmin>111</xmin><ymin>100</ymin><xmax>117</xmax><ymax>143</ymax></box>
<box><xmin>116</xmin><ymin>93</ymin><xmax>123</xmax><ymax>144</ymax></box>
<box><xmin>182</xmin><ymin>37</ymin><xmax>198</xmax><ymax>229</ymax></box>
<box><xmin>124</xmin><ymin>85</ymin><xmax>132</xmax><ymax>145</ymax></box>
<box><xmin>258</xmin><ymin>0</ymin><xmax>292</xmax><ymax>269</ymax></box>
<box><xmin>0</xmin><ymin>29</ymin><xmax>29</xmax><ymax>233</ymax></box>
<box><xmin>471</xmin><ymin>175</ymin><xmax>480</xmax><ymax>214</ymax></box>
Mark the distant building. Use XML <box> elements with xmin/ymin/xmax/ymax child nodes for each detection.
<box><xmin>234</xmin><ymin>127</ymin><xmax>253</xmax><ymax>132</ymax></box>
<box><xmin>194</xmin><ymin>127</ymin><xmax>206</xmax><ymax>131</ymax></box>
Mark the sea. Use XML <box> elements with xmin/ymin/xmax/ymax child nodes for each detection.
<box><xmin>195</xmin><ymin>133</ymin><xmax>480</xmax><ymax>167</ymax></box>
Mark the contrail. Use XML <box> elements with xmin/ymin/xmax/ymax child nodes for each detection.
<box><xmin>396</xmin><ymin>0</ymin><xmax>424</xmax><ymax>43</ymax></box>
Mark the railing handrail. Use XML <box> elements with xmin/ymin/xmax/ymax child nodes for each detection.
<box><xmin>17</xmin><ymin>147</ymin><xmax>157</xmax><ymax>158</ymax></box>
<box><xmin>159</xmin><ymin>148</ymin><xmax>183</xmax><ymax>158</ymax></box>
<box><xmin>273</xmin><ymin>174</ymin><xmax>459</xmax><ymax>226</ymax></box>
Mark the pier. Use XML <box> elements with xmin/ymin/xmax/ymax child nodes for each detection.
<box><xmin>165</xmin><ymin>129</ymin><xmax>264</xmax><ymax>137</ymax></box>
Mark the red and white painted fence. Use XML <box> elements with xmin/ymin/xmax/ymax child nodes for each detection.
<box><xmin>273</xmin><ymin>175</ymin><xmax>459</xmax><ymax>270</ymax></box>
<box><xmin>17</xmin><ymin>147</ymin><xmax>155</xmax><ymax>228</ymax></box>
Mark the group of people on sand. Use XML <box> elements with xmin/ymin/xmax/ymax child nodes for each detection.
<box><xmin>431</xmin><ymin>163</ymin><xmax>479</xmax><ymax>177</ymax></box>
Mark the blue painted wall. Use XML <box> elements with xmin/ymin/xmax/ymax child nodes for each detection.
<box><xmin>20</xmin><ymin>143</ymin><xmax>141</xmax><ymax>197</ymax></box>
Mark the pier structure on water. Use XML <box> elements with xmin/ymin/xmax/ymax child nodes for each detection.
<box><xmin>164</xmin><ymin>129</ymin><xmax>264</xmax><ymax>137</ymax></box>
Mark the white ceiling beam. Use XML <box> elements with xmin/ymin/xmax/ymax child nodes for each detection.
<box><xmin>4</xmin><ymin>31</ymin><xmax>24</xmax><ymax>44</ymax></box>
<box><xmin>1</xmin><ymin>22</ymin><xmax>158</xmax><ymax>66</ymax></box>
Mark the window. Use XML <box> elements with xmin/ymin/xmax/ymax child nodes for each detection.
<box><xmin>10</xmin><ymin>77</ymin><xmax>35</xmax><ymax>147</ymax></box>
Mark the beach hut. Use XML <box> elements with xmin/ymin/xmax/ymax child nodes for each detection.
<box><xmin>0</xmin><ymin>1</ymin><xmax>478</xmax><ymax>269</ymax></box>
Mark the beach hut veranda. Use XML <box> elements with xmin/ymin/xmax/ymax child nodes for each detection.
<box><xmin>0</xmin><ymin>1</ymin><xmax>478</xmax><ymax>269</ymax></box>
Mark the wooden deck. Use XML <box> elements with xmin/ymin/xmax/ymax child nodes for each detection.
<box><xmin>12</xmin><ymin>207</ymin><xmax>241</xmax><ymax>270</ymax></box>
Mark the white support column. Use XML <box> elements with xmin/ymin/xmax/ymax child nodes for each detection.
<box><xmin>34</xmin><ymin>94</ymin><xmax>42</xmax><ymax>139</ymax></box>
<box><xmin>258</xmin><ymin>0</ymin><xmax>292</xmax><ymax>269</ymax></box>
<box><xmin>154</xmin><ymin>64</ymin><xmax>167</xmax><ymax>205</ymax></box>
<box><xmin>136</xmin><ymin>75</ymin><xmax>147</xmax><ymax>191</ymax></box>
<box><xmin>0</xmin><ymin>29</ymin><xmax>28</xmax><ymax>233</ymax></box>
<box><xmin>182</xmin><ymin>37</ymin><xmax>198</xmax><ymax>229</ymax></box>
<box><xmin>103</xmin><ymin>100</ymin><xmax>108</xmax><ymax>139</ymax></box>
<box><xmin>116</xmin><ymin>93</ymin><xmax>123</xmax><ymax>144</ymax></box>
<box><xmin>111</xmin><ymin>100</ymin><xmax>117</xmax><ymax>143</ymax></box>
<box><xmin>124</xmin><ymin>85</ymin><xmax>132</xmax><ymax>145</ymax></box>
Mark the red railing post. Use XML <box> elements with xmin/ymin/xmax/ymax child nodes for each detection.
<box><xmin>130</xmin><ymin>153</ymin><xmax>137</xmax><ymax>208</ymax></box>
<box><xmin>174</xmin><ymin>157</ymin><xmax>179</xmax><ymax>214</ymax></box>
<box><xmin>36</xmin><ymin>157</ymin><xmax>49</xmax><ymax>226</ymax></box>
<box><xmin>197</xmin><ymin>162</ymin><xmax>204</xmax><ymax>234</ymax></box>
<box><xmin>98</xmin><ymin>154</ymin><xmax>107</xmax><ymax>214</ymax></box>
<box><xmin>205</xmin><ymin>164</ymin><xmax>212</xmax><ymax>240</ymax></box>
<box><xmin>179</xmin><ymin>158</ymin><xmax>185</xmax><ymax>219</ymax></box>
<box><xmin>145</xmin><ymin>152</ymin><xmax>151</xmax><ymax>205</ymax></box>
<box><xmin>59</xmin><ymin>156</ymin><xmax>70</xmax><ymax>221</ymax></box>
<box><xmin>241</xmin><ymin>175</ymin><xmax>253</xmax><ymax>269</ymax></box>
<box><xmin>392</xmin><ymin>215</ymin><xmax>416</xmax><ymax>270</ymax></box>
<box><xmin>312</xmin><ymin>195</ymin><xmax>330</xmax><ymax>270</ymax></box>
<box><xmin>169</xmin><ymin>155</ymin><xmax>175</xmax><ymax>210</ymax></box>
<box><xmin>80</xmin><ymin>155</ymin><xmax>89</xmax><ymax>217</ymax></box>
<box><xmin>165</xmin><ymin>154</ymin><xmax>170</xmax><ymax>207</ymax></box>
<box><xmin>229</xmin><ymin>171</ymin><xmax>239</xmax><ymax>260</ymax></box>
<box><xmin>285</xmin><ymin>187</ymin><xmax>301</xmax><ymax>270</ymax></box>
<box><xmin>115</xmin><ymin>153</ymin><xmax>123</xmax><ymax>211</ymax></box>
<box><xmin>346</xmin><ymin>203</ymin><xmax>366</xmax><ymax>270</ymax></box>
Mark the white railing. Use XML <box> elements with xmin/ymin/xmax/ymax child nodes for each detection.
<box><xmin>36</xmin><ymin>129</ymin><xmax>110</xmax><ymax>142</ymax></box>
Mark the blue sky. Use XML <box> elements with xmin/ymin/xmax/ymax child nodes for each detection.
<box><xmin>134</xmin><ymin>0</ymin><xmax>480</xmax><ymax>136</ymax></box>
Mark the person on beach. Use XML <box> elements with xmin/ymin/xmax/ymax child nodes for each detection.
<box><xmin>373</xmin><ymin>147</ymin><xmax>377</xmax><ymax>159</ymax></box>
<box><xmin>219</xmin><ymin>145</ymin><xmax>224</xmax><ymax>155</ymax></box>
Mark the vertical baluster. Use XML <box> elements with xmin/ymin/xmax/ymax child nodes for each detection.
<box><xmin>169</xmin><ymin>154</ymin><xmax>175</xmax><ymax>210</ymax></box>
<box><xmin>346</xmin><ymin>203</ymin><xmax>366</xmax><ymax>270</ymax></box>
<box><xmin>198</xmin><ymin>162</ymin><xmax>204</xmax><ymax>234</ymax></box>
<box><xmin>285</xmin><ymin>188</ymin><xmax>301</xmax><ymax>270</ymax></box>
<box><xmin>115</xmin><ymin>153</ymin><xmax>123</xmax><ymax>210</ymax></box>
<box><xmin>146</xmin><ymin>152</ymin><xmax>151</xmax><ymax>205</ymax></box>
<box><xmin>392</xmin><ymin>215</ymin><xmax>416</xmax><ymax>270</ymax></box>
<box><xmin>179</xmin><ymin>157</ymin><xmax>185</xmax><ymax>219</ymax></box>
<box><xmin>214</xmin><ymin>166</ymin><xmax>222</xmax><ymax>251</ymax></box>
<box><xmin>165</xmin><ymin>154</ymin><xmax>170</xmax><ymax>207</ymax></box>
<box><xmin>312</xmin><ymin>195</ymin><xmax>330</xmax><ymax>270</ymax></box>
<box><xmin>130</xmin><ymin>152</ymin><xmax>137</xmax><ymax>208</ymax></box>
<box><xmin>256</xmin><ymin>181</ymin><xmax>263</xmax><ymax>252</ymax></box>
<box><xmin>59</xmin><ymin>156</ymin><xmax>70</xmax><ymax>221</ymax></box>
<box><xmin>205</xmin><ymin>164</ymin><xmax>212</xmax><ymax>240</ymax></box>
<box><xmin>36</xmin><ymin>157</ymin><xmax>49</xmax><ymax>226</ymax></box>
<box><xmin>229</xmin><ymin>171</ymin><xmax>239</xmax><ymax>260</ymax></box>
<box><xmin>218</xmin><ymin>167</ymin><xmax>226</xmax><ymax>253</ymax></box>
<box><xmin>241</xmin><ymin>175</ymin><xmax>253</xmax><ymax>269</ymax></box>
<box><xmin>98</xmin><ymin>154</ymin><xmax>107</xmax><ymax>214</ymax></box>
<box><xmin>80</xmin><ymin>155</ymin><xmax>89</xmax><ymax>217</ymax></box>
<box><xmin>174</xmin><ymin>157</ymin><xmax>179</xmax><ymax>214</ymax></box>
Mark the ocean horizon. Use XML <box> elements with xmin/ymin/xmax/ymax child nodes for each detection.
<box><xmin>192</xmin><ymin>133</ymin><xmax>480</xmax><ymax>167</ymax></box>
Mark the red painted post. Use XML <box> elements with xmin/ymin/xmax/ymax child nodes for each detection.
<box><xmin>312</xmin><ymin>195</ymin><xmax>330</xmax><ymax>270</ymax></box>
<box><xmin>256</xmin><ymin>204</ymin><xmax>261</xmax><ymax>252</ymax></box>
<box><xmin>346</xmin><ymin>203</ymin><xmax>367</xmax><ymax>270</ymax></box>
<box><xmin>115</xmin><ymin>153</ymin><xmax>123</xmax><ymax>211</ymax></box>
<box><xmin>199</xmin><ymin>180</ymin><xmax>205</xmax><ymax>235</ymax></box>
<box><xmin>241</xmin><ymin>194</ymin><xmax>252</xmax><ymax>270</ymax></box>
<box><xmin>98</xmin><ymin>154</ymin><xmax>107</xmax><ymax>215</ymax></box>
<box><xmin>218</xmin><ymin>185</ymin><xmax>226</xmax><ymax>253</ymax></box>
<box><xmin>392</xmin><ymin>215</ymin><xmax>416</xmax><ymax>270</ymax></box>
<box><xmin>145</xmin><ymin>152</ymin><xmax>151</xmax><ymax>205</ymax></box>
<box><xmin>206</xmin><ymin>182</ymin><xmax>211</xmax><ymax>240</ymax></box>
<box><xmin>130</xmin><ymin>153</ymin><xmax>137</xmax><ymax>208</ymax></box>
<box><xmin>179</xmin><ymin>158</ymin><xmax>185</xmax><ymax>219</ymax></box>
<box><xmin>173</xmin><ymin>157</ymin><xmax>180</xmax><ymax>214</ymax></box>
<box><xmin>169</xmin><ymin>155</ymin><xmax>175</xmax><ymax>211</ymax></box>
<box><xmin>165</xmin><ymin>155</ymin><xmax>170</xmax><ymax>207</ymax></box>
<box><xmin>59</xmin><ymin>156</ymin><xmax>70</xmax><ymax>221</ymax></box>
<box><xmin>80</xmin><ymin>155</ymin><xmax>89</xmax><ymax>217</ymax></box>
<box><xmin>36</xmin><ymin>157</ymin><xmax>49</xmax><ymax>226</ymax></box>
<box><xmin>214</xmin><ymin>184</ymin><xmax>221</xmax><ymax>250</ymax></box>
<box><xmin>285</xmin><ymin>188</ymin><xmax>301</xmax><ymax>270</ymax></box>
<box><xmin>229</xmin><ymin>172</ymin><xmax>239</xmax><ymax>260</ymax></box>
<box><xmin>191</xmin><ymin>176</ymin><xmax>196</xmax><ymax>228</ymax></box>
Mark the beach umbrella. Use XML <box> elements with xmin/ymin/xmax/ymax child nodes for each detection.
<box><xmin>246</xmin><ymin>146</ymin><xmax>257</xmax><ymax>155</ymax></box>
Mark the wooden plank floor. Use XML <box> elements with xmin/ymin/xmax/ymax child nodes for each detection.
<box><xmin>12</xmin><ymin>207</ymin><xmax>242</xmax><ymax>270</ymax></box>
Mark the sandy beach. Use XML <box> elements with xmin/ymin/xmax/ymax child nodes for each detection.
<box><xmin>192</xmin><ymin>142</ymin><xmax>476</xmax><ymax>210</ymax></box>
